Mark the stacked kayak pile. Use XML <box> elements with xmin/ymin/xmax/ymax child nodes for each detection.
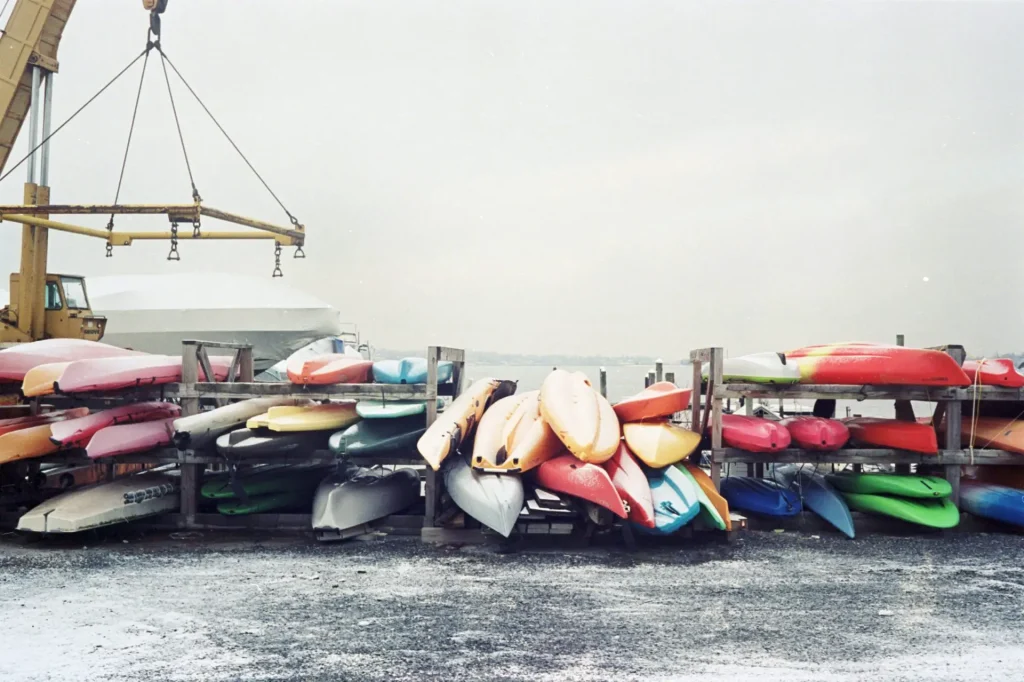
<box><xmin>825</xmin><ymin>472</ymin><xmax>959</xmax><ymax>529</ymax></box>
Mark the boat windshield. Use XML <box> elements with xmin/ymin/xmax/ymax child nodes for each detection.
<box><xmin>62</xmin><ymin>277</ymin><xmax>89</xmax><ymax>310</ymax></box>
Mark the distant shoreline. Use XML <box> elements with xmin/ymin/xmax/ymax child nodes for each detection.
<box><xmin>375</xmin><ymin>349</ymin><xmax>678</xmax><ymax>367</ymax></box>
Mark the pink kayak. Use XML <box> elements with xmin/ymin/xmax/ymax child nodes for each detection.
<box><xmin>779</xmin><ymin>416</ymin><xmax>850</xmax><ymax>451</ymax></box>
<box><xmin>719</xmin><ymin>414</ymin><xmax>792</xmax><ymax>452</ymax></box>
<box><xmin>49</xmin><ymin>402</ymin><xmax>180</xmax><ymax>448</ymax></box>
<box><xmin>0</xmin><ymin>339</ymin><xmax>141</xmax><ymax>381</ymax></box>
<box><xmin>603</xmin><ymin>443</ymin><xmax>655</xmax><ymax>528</ymax></box>
<box><xmin>86</xmin><ymin>417</ymin><xmax>177</xmax><ymax>459</ymax></box>
<box><xmin>56</xmin><ymin>355</ymin><xmax>235</xmax><ymax>394</ymax></box>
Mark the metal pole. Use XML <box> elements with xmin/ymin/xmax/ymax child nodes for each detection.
<box><xmin>40</xmin><ymin>72</ymin><xmax>53</xmax><ymax>186</ymax></box>
<box><xmin>26</xmin><ymin>67</ymin><xmax>41</xmax><ymax>183</ymax></box>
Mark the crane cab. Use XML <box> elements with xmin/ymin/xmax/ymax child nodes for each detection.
<box><xmin>0</xmin><ymin>273</ymin><xmax>106</xmax><ymax>345</ymax></box>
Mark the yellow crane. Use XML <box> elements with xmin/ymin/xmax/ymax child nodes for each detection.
<box><xmin>0</xmin><ymin>0</ymin><xmax>305</xmax><ymax>345</ymax></box>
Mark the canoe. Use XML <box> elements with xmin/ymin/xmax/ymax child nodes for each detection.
<box><xmin>0</xmin><ymin>423</ymin><xmax>61</xmax><ymax>464</ymax></box>
<box><xmin>539</xmin><ymin>369</ymin><xmax>619</xmax><ymax>464</ymax></box>
<box><xmin>535</xmin><ymin>453</ymin><xmax>627</xmax><ymax>518</ymax></box>
<box><xmin>961</xmin><ymin>417</ymin><xmax>1024</xmax><ymax>454</ymax></box>
<box><xmin>217</xmin><ymin>488</ymin><xmax>315</xmax><ymax>515</ymax></box>
<box><xmin>217</xmin><ymin>428</ymin><xmax>332</xmax><ymax>458</ymax></box>
<box><xmin>372</xmin><ymin>358</ymin><xmax>453</xmax><ymax>384</ymax></box>
<box><xmin>960</xmin><ymin>480</ymin><xmax>1024</xmax><ymax>528</ymax></box>
<box><xmin>715</xmin><ymin>352</ymin><xmax>801</xmax><ymax>384</ymax></box>
<box><xmin>328</xmin><ymin>416</ymin><xmax>425</xmax><ymax>456</ymax></box>
<box><xmin>784</xmin><ymin>466</ymin><xmax>855</xmax><ymax>538</ymax></box>
<box><xmin>417</xmin><ymin>378</ymin><xmax>516</xmax><ymax>470</ymax></box>
<box><xmin>172</xmin><ymin>398</ymin><xmax>311</xmax><ymax>450</ymax></box>
<box><xmin>356</xmin><ymin>398</ymin><xmax>444</xmax><ymax>419</ymax></box>
<box><xmin>843</xmin><ymin>417</ymin><xmax>937</xmax><ymax>454</ymax></box>
<box><xmin>786</xmin><ymin>343</ymin><xmax>971</xmax><ymax>386</ymax></box>
<box><xmin>644</xmin><ymin>466</ymin><xmax>700</xmax><ymax>533</ymax></box>
<box><xmin>779</xmin><ymin>416</ymin><xmax>849</xmax><ymax>451</ymax></box>
<box><xmin>287</xmin><ymin>354</ymin><xmax>373</xmax><ymax>385</ymax></box>
<box><xmin>257</xmin><ymin>403</ymin><xmax>360</xmax><ymax>433</ymax></box>
<box><xmin>54</xmin><ymin>354</ymin><xmax>235</xmax><ymax>394</ymax></box>
<box><xmin>841</xmin><ymin>492</ymin><xmax>959</xmax><ymax>529</ymax></box>
<box><xmin>720</xmin><ymin>414</ymin><xmax>792</xmax><ymax>452</ymax></box>
<box><xmin>604</xmin><ymin>443</ymin><xmax>656</xmax><ymax>528</ymax></box>
<box><xmin>50</xmin><ymin>402</ymin><xmax>179</xmax><ymax>448</ymax></box>
<box><xmin>470</xmin><ymin>394</ymin><xmax>531</xmax><ymax>468</ymax></box>
<box><xmin>0</xmin><ymin>338</ymin><xmax>141</xmax><ymax>382</ymax></box>
<box><xmin>17</xmin><ymin>472</ymin><xmax>179</xmax><ymax>533</ymax></box>
<box><xmin>612</xmin><ymin>382</ymin><xmax>692</xmax><ymax>423</ymax></box>
<box><xmin>312</xmin><ymin>466</ymin><xmax>421</xmax><ymax>534</ymax></box>
<box><xmin>493</xmin><ymin>390</ymin><xmax>563</xmax><ymax>473</ymax></box>
<box><xmin>963</xmin><ymin>359</ymin><xmax>1024</xmax><ymax>388</ymax></box>
<box><xmin>444</xmin><ymin>456</ymin><xmax>523</xmax><ymax>537</ymax></box>
<box><xmin>200</xmin><ymin>464</ymin><xmax>333</xmax><ymax>500</ymax></box>
<box><xmin>720</xmin><ymin>477</ymin><xmax>802</xmax><ymax>517</ymax></box>
<box><xmin>86</xmin><ymin>417</ymin><xmax>176</xmax><ymax>459</ymax></box>
<box><xmin>674</xmin><ymin>464</ymin><xmax>725</xmax><ymax>530</ymax></box>
<box><xmin>0</xmin><ymin>407</ymin><xmax>90</xmax><ymax>437</ymax></box>
<box><xmin>824</xmin><ymin>472</ymin><xmax>951</xmax><ymax>498</ymax></box>
<box><xmin>622</xmin><ymin>421</ymin><xmax>701</xmax><ymax>467</ymax></box>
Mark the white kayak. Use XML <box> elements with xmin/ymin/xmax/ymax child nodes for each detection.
<box><xmin>17</xmin><ymin>471</ymin><xmax>179</xmax><ymax>533</ymax></box>
<box><xmin>311</xmin><ymin>465</ymin><xmax>421</xmax><ymax>539</ymax></box>
<box><xmin>172</xmin><ymin>398</ymin><xmax>312</xmax><ymax>450</ymax></box>
<box><xmin>443</xmin><ymin>456</ymin><xmax>523</xmax><ymax>537</ymax></box>
<box><xmin>710</xmin><ymin>352</ymin><xmax>801</xmax><ymax>384</ymax></box>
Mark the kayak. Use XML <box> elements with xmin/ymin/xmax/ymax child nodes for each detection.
<box><xmin>471</xmin><ymin>394</ymin><xmax>530</xmax><ymax>468</ymax></box>
<box><xmin>50</xmin><ymin>402</ymin><xmax>179</xmax><ymax>448</ymax></box>
<box><xmin>20</xmin><ymin>361</ymin><xmax>69</xmax><ymax>396</ymax></box>
<box><xmin>962</xmin><ymin>359</ymin><xmax>1024</xmax><ymax>388</ymax></box>
<box><xmin>328</xmin><ymin>416</ymin><xmax>425</xmax><ymax>456</ymax></box>
<box><xmin>86</xmin><ymin>418</ymin><xmax>177</xmax><ymax>459</ymax></box>
<box><xmin>720</xmin><ymin>414</ymin><xmax>792</xmax><ymax>452</ymax></box>
<box><xmin>372</xmin><ymin>358</ymin><xmax>453</xmax><ymax>384</ymax></box>
<box><xmin>54</xmin><ymin>354</ymin><xmax>235</xmax><ymax>394</ymax></box>
<box><xmin>786</xmin><ymin>343</ymin><xmax>971</xmax><ymax>386</ymax></box>
<box><xmin>779</xmin><ymin>416</ymin><xmax>849</xmax><ymax>451</ymax></box>
<box><xmin>843</xmin><ymin>417</ymin><xmax>938</xmax><ymax>454</ymax></box>
<box><xmin>622</xmin><ymin>421</ymin><xmax>701</xmax><ymax>467</ymax></box>
<box><xmin>444</xmin><ymin>456</ymin><xmax>523</xmax><ymax>537</ymax></box>
<box><xmin>720</xmin><ymin>477</ymin><xmax>802</xmax><ymax>517</ymax></box>
<box><xmin>535</xmin><ymin>453</ymin><xmax>627</xmax><ymax>518</ymax></box>
<box><xmin>716</xmin><ymin>352</ymin><xmax>801</xmax><ymax>384</ymax></box>
<box><xmin>172</xmin><ymin>398</ymin><xmax>311</xmax><ymax>450</ymax></box>
<box><xmin>0</xmin><ymin>408</ymin><xmax>90</xmax><ymax>437</ymax></box>
<box><xmin>961</xmin><ymin>417</ymin><xmax>1024</xmax><ymax>454</ymax></box>
<box><xmin>678</xmin><ymin>461</ymin><xmax>732</xmax><ymax>530</ymax></box>
<box><xmin>201</xmin><ymin>464</ymin><xmax>333</xmax><ymax>500</ymax></box>
<box><xmin>0</xmin><ymin>338</ymin><xmax>141</xmax><ymax>382</ymax></box>
<box><xmin>643</xmin><ymin>466</ymin><xmax>700</xmax><ymax>534</ymax></box>
<box><xmin>217</xmin><ymin>428</ymin><xmax>332</xmax><ymax>458</ymax></box>
<box><xmin>0</xmin><ymin>423</ymin><xmax>61</xmax><ymax>464</ymax></box>
<box><xmin>495</xmin><ymin>390</ymin><xmax>563</xmax><ymax>473</ymax></box>
<box><xmin>841</xmin><ymin>492</ymin><xmax>959</xmax><ymax>529</ymax></box>
<box><xmin>417</xmin><ymin>378</ymin><xmax>516</xmax><ymax>470</ymax></box>
<box><xmin>782</xmin><ymin>466</ymin><xmax>855</xmax><ymax>538</ymax></box>
<box><xmin>539</xmin><ymin>369</ymin><xmax>619</xmax><ymax>464</ymax></box>
<box><xmin>604</xmin><ymin>443</ymin><xmax>656</xmax><ymax>528</ymax></box>
<box><xmin>675</xmin><ymin>464</ymin><xmax>726</xmax><ymax>530</ymax></box>
<box><xmin>824</xmin><ymin>472</ymin><xmax>951</xmax><ymax>498</ymax></box>
<box><xmin>312</xmin><ymin>465</ymin><xmax>421</xmax><ymax>533</ymax></box>
<box><xmin>287</xmin><ymin>354</ymin><xmax>373</xmax><ymax>385</ymax></box>
<box><xmin>960</xmin><ymin>480</ymin><xmax>1024</xmax><ymax>528</ymax></box>
<box><xmin>217</xmin><ymin>488</ymin><xmax>315</xmax><ymax>515</ymax></box>
<box><xmin>356</xmin><ymin>399</ymin><xmax>443</xmax><ymax>419</ymax></box>
<box><xmin>250</xmin><ymin>403</ymin><xmax>360</xmax><ymax>433</ymax></box>
<box><xmin>612</xmin><ymin>382</ymin><xmax>692</xmax><ymax>423</ymax></box>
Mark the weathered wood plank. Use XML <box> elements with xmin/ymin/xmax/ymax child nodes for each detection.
<box><xmin>179</xmin><ymin>382</ymin><xmax>454</xmax><ymax>400</ymax></box>
<box><xmin>716</xmin><ymin>383</ymin><xmax>960</xmax><ymax>401</ymax></box>
<box><xmin>690</xmin><ymin>348</ymin><xmax>713</xmax><ymax>363</ymax></box>
<box><xmin>180</xmin><ymin>342</ymin><xmax>202</xmax><ymax>529</ymax></box>
<box><xmin>181</xmin><ymin>339</ymin><xmax>254</xmax><ymax>351</ymax></box>
<box><xmin>598</xmin><ymin>367</ymin><xmax>607</xmax><ymax>398</ymax></box>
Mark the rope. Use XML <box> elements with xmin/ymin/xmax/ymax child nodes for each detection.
<box><xmin>158</xmin><ymin>50</ymin><xmax>198</xmax><ymax>201</ymax></box>
<box><xmin>109</xmin><ymin>36</ymin><xmax>153</xmax><ymax>227</ymax></box>
<box><xmin>157</xmin><ymin>48</ymin><xmax>299</xmax><ymax>225</ymax></box>
<box><xmin>0</xmin><ymin>48</ymin><xmax>149</xmax><ymax>185</ymax></box>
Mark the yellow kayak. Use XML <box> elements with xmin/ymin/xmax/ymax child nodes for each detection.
<box><xmin>540</xmin><ymin>370</ymin><xmax>618</xmax><ymax>464</ymax></box>
<box><xmin>418</xmin><ymin>378</ymin><xmax>514</xmax><ymax>470</ymax></box>
<box><xmin>623</xmin><ymin>421</ymin><xmax>701</xmax><ymax>468</ymax></box>
<box><xmin>246</xmin><ymin>406</ymin><xmax>310</xmax><ymax>430</ymax></box>
<box><xmin>472</xmin><ymin>394</ymin><xmax>530</xmax><ymax>469</ymax></box>
<box><xmin>482</xmin><ymin>391</ymin><xmax>562</xmax><ymax>473</ymax></box>
<box><xmin>0</xmin><ymin>423</ymin><xmax>60</xmax><ymax>464</ymax></box>
<box><xmin>262</xmin><ymin>403</ymin><xmax>359</xmax><ymax>433</ymax></box>
<box><xmin>21</xmin><ymin>361</ymin><xmax>70</xmax><ymax>397</ymax></box>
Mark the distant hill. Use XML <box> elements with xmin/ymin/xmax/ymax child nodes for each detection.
<box><xmin>375</xmin><ymin>349</ymin><xmax>660</xmax><ymax>367</ymax></box>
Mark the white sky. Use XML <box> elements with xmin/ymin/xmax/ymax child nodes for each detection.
<box><xmin>0</xmin><ymin>0</ymin><xmax>1022</xmax><ymax>358</ymax></box>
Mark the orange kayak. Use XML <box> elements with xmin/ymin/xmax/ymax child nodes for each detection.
<box><xmin>962</xmin><ymin>417</ymin><xmax>1024</xmax><ymax>454</ymax></box>
<box><xmin>843</xmin><ymin>417</ymin><xmax>938</xmax><ymax>454</ymax></box>
<box><xmin>0</xmin><ymin>408</ymin><xmax>90</xmax><ymax>437</ymax></box>
<box><xmin>787</xmin><ymin>343</ymin><xmax>970</xmax><ymax>387</ymax></box>
<box><xmin>496</xmin><ymin>391</ymin><xmax>562</xmax><ymax>472</ymax></box>
<box><xmin>613</xmin><ymin>382</ymin><xmax>692</xmax><ymax>423</ymax></box>
<box><xmin>0</xmin><ymin>423</ymin><xmax>60</xmax><ymax>464</ymax></box>
<box><xmin>287</xmin><ymin>354</ymin><xmax>373</xmax><ymax>385</ymax></box>
<box><xmin>962</xmin><ymin>359</ymin><xmax>1024</xmax><ymax>389</ymax></box>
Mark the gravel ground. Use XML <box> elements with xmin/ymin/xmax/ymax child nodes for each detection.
<box><xmin>2</xmin><ymin>530</ymin><xmax>1024</xmax><ymax>681</ymax></box>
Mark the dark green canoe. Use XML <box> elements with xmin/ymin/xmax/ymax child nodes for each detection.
<box><xmin>201</xmin><ymin>464</ymin><xmax>333</xmax><ymax>500</ymax></box>
<box><xmin>328</xmin><ymin>415</ymin><xmax>425</xmax><ymax>456</ymax></box>
<box><xmin>825</xmin><ymin>472</ymin><xmax>951</xmax><ymax>499</ymax></box>
<box><xmin>217</xmin><ymin>488</ymin><xmax>316</xmax><ymax>515</ymax></box>
<box><xmin>841</xmin><ymin>492</ymin><xmax>960</xmax><ymax>529</ymax></box>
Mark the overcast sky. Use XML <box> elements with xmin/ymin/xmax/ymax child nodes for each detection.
<box><xmin>0</xmin><ymin>0</ymin><xmax>1022</xmax><ymax>358</ymax></box>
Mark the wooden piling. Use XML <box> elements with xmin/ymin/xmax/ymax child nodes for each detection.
<box><xmin>599</xmin><ymin>367</ymin><xmax>607</xmax><ymax>398</ymax></box>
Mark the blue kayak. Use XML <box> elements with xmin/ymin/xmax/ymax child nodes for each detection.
<box><xmin>641</xmin><ymin>466</ymin><xmax>700</xmax><ymax>534</ymax></box>
<box><xmin>720</xmin><ymin>477</ymin><xmax>802</xmax><ymax>517</ymax></box>
<box><xmin>373</xmin><ymin>358</ymin><xmax>453</xmax><ymax>385</ymax></box>
<box><xmin>790</xmin><ymin>468</ymin><xmax>855</xmax><ymax>538</ymax></box>
<box><xmin>960</xmin><ymin>481</ymin><xmax>1024</xmax><ymax>528</ymax></box>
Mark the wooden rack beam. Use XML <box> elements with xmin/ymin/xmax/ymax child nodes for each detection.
<box><xmin>712</xmin><ymin>448</ymin><xmax>1021</xmax><ymax>466</ymax></box>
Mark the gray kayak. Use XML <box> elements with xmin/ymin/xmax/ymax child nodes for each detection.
<box><xmin>215</xmin><ymin>428</ymin><xmax>331</xmax><ymax>458</ymax></box>
<box><xmin>444</xmin><ymin>456</ymin><xmax>523</xmax><ymax>537</ymax></box>
<box><xmin>312</xmin><ymin>465</ymin><xmax>421</xmax><ymax>538</ymax></box>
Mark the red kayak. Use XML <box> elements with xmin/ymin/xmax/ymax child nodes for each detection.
<box><xmin>719</xmin><ymin>414</ymin><xmax>792</xmax><ymax>452</ymax></box>
<box><xmin>603</xmin><ymin>443</ymin><xmax>655</xmax><ymax>528</ymax></box>
<box><xmin>779</xmin><ymin>416</ymin><xmax>849</xmax><ymax>451</ymax></box>
<box><xmin>535</xmin><ymin>453</ymin><xmax>627</xmax><ymax>518</ymax></box>
<box><xmin>49</xmin><ymin>402</ymin><xmax>180</xmax><ymax>448</ymax></box>
<box><xmin>287</xmin><ymin>354</ymin><xmax>373</xmax><ymax>385</ymax></box>
<box><xmin>56</xmin><ymin>355</ymin><xmax>235</xmax><ymax>394</ymax></box>
<box><xmin>613</xmin><ymin>382</ymin><xmax>692</xmax><ymax>423</ymax></box>
<box><xmin>843</xmin><ymin>417</ymin><xmax>938</xmax><ymax>454</ymax></box>
<box><xmin>962</xmin><ymin>359</ymin><xmax>1024</xmax><ymax>389</ymax></box>
<box><xmin>787</xmin><ymin>343</ymin><xmax>970</xmax><ymax>387</ymax></box>
<box><xmin>86</xmin><ymin>418</ymin><xmax>177</xmax><ymax>459</ymax></box>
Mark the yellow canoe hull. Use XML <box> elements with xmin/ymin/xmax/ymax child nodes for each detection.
<box><xmin>260</xmin><ymin>403</ymin><xmax>359</xmax><ymax>433</ymax></box>
<box><xmin>623</xmin><ymin>421</ymin><xmax>701</xmax><ymax>468</ymax></box>
<box><xmin>21</xmin><ymin>361</ymin><xmax>70</xmax><ymax>397</ymax></box>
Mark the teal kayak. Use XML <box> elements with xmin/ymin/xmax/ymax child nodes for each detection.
<box><xmin>328</xmin><ymin>416</ymin><xmax>425</xmax><ymax>456</ymax></box>
<box><xmin>356</xmin><ymin>398</ymin><xmax>443</xmax><ymax>419</ymax></box>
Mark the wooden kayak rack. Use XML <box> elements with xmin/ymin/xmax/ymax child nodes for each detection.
<box><xmin>687</xmin><ymin>342</ymin><xmax>1024</xmax><ymax>510</ymax></box>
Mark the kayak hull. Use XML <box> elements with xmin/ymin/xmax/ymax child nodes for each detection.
<box><xmin>612</xmin><ymin>382</ymin><xmax>692</xmax><ymax>423</ymax></box>
<box><xmin>842</xmin><ymin>492</ymin><xmax>959</xmax><ymax>529</ymax></box>
<box><xmin>312</xmin><ymin>466</ymin><xmax>421</xmax><ymax>532</ymax></box>
<box><xmin>417</xmin><ymin>378</ymin><xmax>515</xmax><ymax>470</ymax></box>
<box><xmin>50</xmin><ymin>402</ymin><xmax>179</xmax><ymax>448</ymax></box>
<box><xmin>844</xmin><ymin>417</ymin><xmax>938</xmax><ymax>454</ymax></box>
<box><xmin>287</xmin><ymin>354</ymin><xmax>373</xmax><ymax>385</ymax></box>
<box><xmin>720</xmin><ymin>477</ymin><xmax>802</xmax><ymax>517</ymax></box>
<box><xmin>444</xmin><ymin>456</ymin><xmax>523</xmax><ymax>537</ymax></box>
<box><xmin>963</xmin><ymin>359</ymin><xmax>1024</xmax><ymax>388</ymax></box>
<box><xmin>825</xmin><ymin>472</ymin><xmax>951</xmax><ymax>498</ymax></box>
<box><xmin>720</xmin><ymin>414</ymin><xmax>792</xmax><ymax>453</ymax></box>
<box><xmin>962</xmin><ymin>417</ymin><xmax>1024</xmax><ymax>454</ymax></box>
<box><xmin>960</xmin><ymin>481</ymin><xmax>1024</xmax><ymax>528</ymax></box>
<box><xmin>678</xmin><ymin>461</ymin><xmax>732</xmax><ymax>530</ymax></box>
<box><xmin>0</xmin><ymin>338</ymin><xmax>141</xmax><ymax>382</ymax></box>
<box><xmin>535</xmin><ymin>453</ymin><xmax>627</xmax><ymax>518</ymax></box>
<box><xmin>86</xmin><ymin>418</ymin><xmax>177</xmax><ymax>459</ymax></box>
<box><xmin>55</xmin><ymin>355</ymin><xmax>234</xmax><ymax>394</ymax></box>
<box><xmin>540</xmin><ymin>370</ymin><xmax>619</xmax><ymax>464</ymax></box>
<box><xmin>716</xmin><ymin>352</ymin><xmax>801</xmax><ymax>384</ymax></box>
<box><xmin>622</xmin><ymin>421</ymin><xmax>701</xmax><ymax>468</ymax></box>
<box><xmin>604</xmin><ymin>443</ymin><xmax>656</xmax><ymax>528</ymax></box>
<box><xmin>779</xmin><ymin>416</ymin><xmax>849</xmax><ymax>451</ymax></box>
<box><xmin>328</xmin><ymin>417</ymin><xmax>425</xmax><ymax>456</ymax></box>
<box><xmin>787</xmin><ymin>343</ymin><xmax>971</xmax><ymax>386</ymax></box>
<box><xmin>173</xmin><ymin>398</ymin><xmax>310</xmax><ymax>450</ymax></box>
<box><xmin>217</xmin><ymin>428</ymin><xmax>332</xmax><ymax>458</ymax></box>
<box><xmin>372</xmin><ymin>358</ymin><xmax>453</xmax><ymax>384</ymax></box>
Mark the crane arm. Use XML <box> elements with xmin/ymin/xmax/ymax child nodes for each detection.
<box><xmin>0</xmin><ymin>0</ymin><xmax>76</xmax><ymax>176</ymax></box>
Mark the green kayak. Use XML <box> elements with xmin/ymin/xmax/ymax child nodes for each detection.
<box><xmin>216</xmin><ymin>488</ymin><xmax>315</xmax><ymax>515</ymax></box>
<box><xmin>356</xmin><ymin>398</ymin><xmax>443</xmax><ymax>419</ymax></box>
<box><xmin>841</xmin><ymin>492</ymin><xmax>960</xmax><ymax>529</ymax></box>
<box><xmin>825</xmin><ymin>472</ymin><xmax>951</xmax><ymax>499</ymax></box>
<box><xmin>328</xmin><ymin>415</ymin><xmax>426</xmax><ymax>456</ymax></box>
<box><xmin>201</xmin><ymin>464</ymin><xmax>332</xmax><ymax>500</ymax></box>
<box><xmin>675</xmin><ymin>464</ymin><xmax>726</xmax><ymax>530</ymax></box>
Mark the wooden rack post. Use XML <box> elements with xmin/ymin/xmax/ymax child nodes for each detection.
<box><xmin>422</xmin><ymin>345</ymin><xmax>466</xmax><ymax>532</ymax></box>
<box><xmin>689</xmin><ymin>347</ymin><xmax>723</xmax><ymax>485</ymax></box>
